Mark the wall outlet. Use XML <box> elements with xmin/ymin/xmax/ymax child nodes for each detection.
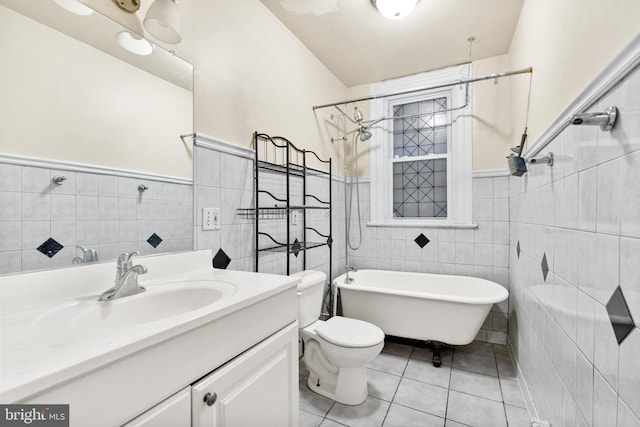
<box><xmin>203</xmin><ymin>208</ymin><xmax>220</xmax><ymax>230</ymax></box>
<box><xmin>291</xmin><ymin>210</ymin><xmax>299</xmax><ymax>226</ymax></box>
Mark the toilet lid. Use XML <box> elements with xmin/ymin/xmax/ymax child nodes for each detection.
<box><xmin>316</xmin><ymin>317</ymin><xmax>384</xmax><ymax>348</ymax></box>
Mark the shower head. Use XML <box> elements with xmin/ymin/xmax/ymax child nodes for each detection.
<box><xmin>351</xmin><ymin>107</ymin><xmax>383</xmax><ymax>142</ymax></box>
<box><xmin>357</xmin><ymin>125</ymin><xmax>372</xmax><ymax>142</ymax></box>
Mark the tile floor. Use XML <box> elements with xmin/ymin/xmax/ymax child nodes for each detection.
<box><xmin>299</xmin><ymin>339</ymin><xmax>531</xmax><ymax>427</ymax></box>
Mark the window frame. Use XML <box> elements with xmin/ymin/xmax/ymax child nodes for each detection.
<box><xmin>390</xmin><ymin>90</ymin><xmax>452</xmax><ymax>219</ymax></box>
<box><xmin>369</xmin><ymin>64</ymin><xmax>473</xmax><ymax>227</ymax></box>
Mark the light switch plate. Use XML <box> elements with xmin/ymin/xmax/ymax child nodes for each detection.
<box><xmin>203</xmin><ymin>208</ymin><xmax>220</xmax><ymax>230</ymax></box>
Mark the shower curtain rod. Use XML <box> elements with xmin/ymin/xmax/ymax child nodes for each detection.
<box><xmin>312</xmin><ymin>66</ymin><xmax>533</xmax><ymax>111</ymax></box>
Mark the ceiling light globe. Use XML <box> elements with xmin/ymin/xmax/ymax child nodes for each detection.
<box><xmin>116</xmin><ymin>31</ymin><xmax>154</xmax><ymax>56</ymax></box>
<box><xmin>374</xmin><ymin>0</ymin><xmax>419</xmax><ymax>20</ymax></box>
<box><xmin>144</xmin><ymin>0</ymin><xmax>182</xmax><ymax>44</ymax></box>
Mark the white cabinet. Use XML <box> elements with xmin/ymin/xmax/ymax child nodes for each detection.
<box><xmin>122</xmin><ymin>322</ymin><xmax>298</xmax><ymax>427</ymax></box>
<box><xmin>123</xmin><ymin>388</ymin><xmax>191</xmax><ymax>427</ymax></box>
<box><xmin>11</xmin><ymin>265</ymin><xmax>299</xmax><ymax>427</ymax></box>
<box><xmin>192</xmin><ymin>323</ymin><xmax>299</xmax><ymax>427</ymax></box>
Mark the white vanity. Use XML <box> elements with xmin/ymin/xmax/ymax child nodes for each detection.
<box><xmin>0</xmin><ymin>250</ymin><xmax>299</xmax><ymax>426</ymax></box>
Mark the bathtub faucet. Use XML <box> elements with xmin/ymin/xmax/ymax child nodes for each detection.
<box><xmin>344</xmin><ymin>265</ymin><xmax>358</xmax><ymax>284</ymax></box>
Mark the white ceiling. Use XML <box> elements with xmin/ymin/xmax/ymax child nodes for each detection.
<box><xmin>259</xmin><ymin>0</ymin><xmax>524</xmax><ymax>87</ymax></box>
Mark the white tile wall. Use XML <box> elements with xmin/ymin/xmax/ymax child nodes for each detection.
<box><xmin>346</xmin><ymin>174</ymin><xmax>511</xmax><ymax>343</ymax></box>
<box><xmin>0</xmin><ymin>162</ymin><xmax>193</xmax><ymax>274</ymax></box>
<box><xmin>509</xmin><ymin>65</ymin><xmax>640</xmax><ymax>426</ymax></box>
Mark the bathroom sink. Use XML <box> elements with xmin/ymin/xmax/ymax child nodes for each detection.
<box><xmin>31</xmin><ymin>280</ymin><xmax>237</xmax><ymax>329</ymax></box>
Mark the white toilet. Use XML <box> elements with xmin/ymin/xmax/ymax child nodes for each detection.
<box><xmin>293</xmin><ymin>270</ymin><xmax>384</xmax><ymax>405</ymax></box>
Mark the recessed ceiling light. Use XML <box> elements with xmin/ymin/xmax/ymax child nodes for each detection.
<box><xmin>372</xmin><ymin>0</ymin><xmax>419</xmax><ymax>20</ymax></box>
<box><xmin>53</xmin><ymin>0</ymin><xmax>94</xmax><ymax>16</ymax></box>
<box><xmin>116</xmin><ymin>31</ymin><xmax>154</xmax><ymax>56</ymax></box>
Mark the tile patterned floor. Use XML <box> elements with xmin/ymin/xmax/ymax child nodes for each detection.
<box><xmin>299</xmin><ymin>339</ymin><xmax>531</xmax><ymax>427</ymax></box>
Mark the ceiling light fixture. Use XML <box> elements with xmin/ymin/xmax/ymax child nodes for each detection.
<box><xmin>113</xmin><ymin>0</ymin><xmax>140</xmax><ymax>13</ymax></box>
<box><xmin>372</xmin><ymin>0</ymin><xmax>419</xmax><ymax>20</ymax></box>
<box><xmin>143</xmin><ymin>0</ymin><xmax>182</xmax><ymax>44</ymax></box>
<box><xmin>53</xmin><ymin>0</ymin><xmax>94</xmax><ymax>16</ymax></box>
<box><xmin>112</xmin><ymin>0</ymin><xmax>140</xmax><ymax>13</ymax></box>
<box><xmin>116</xmin><ymin>31</ymin><xmax>154</xmax><ymax>56</ymax></box>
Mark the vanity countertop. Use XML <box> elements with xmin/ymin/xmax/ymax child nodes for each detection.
<box><xmin>0</xmin><ymin>250</ymin><xmax>299</xmax><ymax>403</ymax></box>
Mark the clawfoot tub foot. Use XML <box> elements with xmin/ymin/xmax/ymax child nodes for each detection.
<box><xmin>425</xmin><ymin>341</ymin><xmax>448</xmax><ymax>368</ymax></box>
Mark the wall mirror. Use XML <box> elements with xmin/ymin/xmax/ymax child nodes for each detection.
<box><xmin>0</xmin><ymin>0</ymin><xmax>195</xmax><ymax>274</ymax></box>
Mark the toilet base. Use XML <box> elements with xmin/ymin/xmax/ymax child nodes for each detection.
<box><xmin>306</xmin><ymin>366</ymin><xmax>368</xmax><ymax>406</ymax></box>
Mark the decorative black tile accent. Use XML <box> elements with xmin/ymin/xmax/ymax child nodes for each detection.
<box><xmin>606</xmin><ymin>286</ymin><xmax>635</xmax><ymax>345</ymax></box>
<box><xmin>291</xmin><ymin>239</ymin><xmax>302</xmax><ymax>258</ymax></box>
<box><xmin>516</xmin><ymin>241</ymin><xmax>521</xmax><ymax>258</ymax></box>
<box><xmin>541</xmin><ymin>253</ymin><xmax>549</xmax><ymax>281</ymax></box>
<box><xmin>37</xmin><ymin>238</ymin><xmax>63</xmax><ymax>258</ymax></box>
<box><xmin>212</xmin><ymin>248</ymin><xmax>231</xmax><ymax>269</ymax></box>
<box><xmin>414</xmin><ymin>233</ymin><xmax>430</xmax><ymax>248</ymax></box>
<box><xmin>147</xmin><ymin>233</ymin><xmax>163</xmax><ymax>248</ymax></box>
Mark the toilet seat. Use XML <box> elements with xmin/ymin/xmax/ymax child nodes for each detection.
<box><xmin>315</xmin><ymin>317</ymin><xmax>384</xmax><ymax>348</ymax></box>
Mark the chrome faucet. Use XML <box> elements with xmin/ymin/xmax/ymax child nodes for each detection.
<box><xmin>98</xmin><ymin>251</ymin><xmax>147</xmax><ymax>301</ymax></box>
<box><xmin>344</xmin><ymin>265</ymin><xmax>358</xmax><ymax>284</ymax></box>
<box><xmin>72</xmin><ymin>245</ymin><xmax>99</xmax><ymax>264</ymax></box>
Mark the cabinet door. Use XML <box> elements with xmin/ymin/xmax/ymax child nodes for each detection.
<box><xmin>122</xmin><ymin>387</ymin><xmax>191</xmax><ymax>427</ymax></box>
<box><xmin>192</xmin><ymin>322</ymin><xmax>298</xmax><ymax>427</ymax></box>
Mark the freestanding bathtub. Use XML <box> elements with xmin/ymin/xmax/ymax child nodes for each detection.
<box><xmin>334</xmin><ymin>269</ymin><xmax>508</xmax><ymax>365</ymax></box>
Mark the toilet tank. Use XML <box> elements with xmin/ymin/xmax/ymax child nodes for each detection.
<box><xmin>291</xmin><ymin>270</ymin><xmax>326</xmax><ymax>328</ymax></box>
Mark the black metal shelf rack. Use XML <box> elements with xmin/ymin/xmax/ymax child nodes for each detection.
<box><xmin>238</xmin><ymin>132</ymin><xmax>332</xmax><ymax>275</ymax></box>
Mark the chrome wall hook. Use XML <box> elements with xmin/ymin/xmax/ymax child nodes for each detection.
<box><xmin>570</xmin><ymin>106</ymin><xmax>617</xmax><ymax>131</ymax></box>
<box><xmin>528</xmin><ymin>152</ymin><xmax>554</xmax><ymax>167</ymax></box>
<box><xmin>137</xmin><ymin>184</ymin><xmax>149</xmax><ymax>192</ymax></box>
<box><xmin>52</xmin><ymin>175</ymin><xmax>67</xmax><ymax>185</ymax></box>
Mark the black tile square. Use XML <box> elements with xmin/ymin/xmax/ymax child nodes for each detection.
<box><xmin>291</xmin><ymin>239</ymin><xmax>302</xmax><ymax>258</ymax></box>
<box><xmin>541</xmin><ymin>253</ymin><xmax>549</xmax><ymax>281</ymax></box>
<box><xmin>414</xmin><ymin>233</ymin><xmax>430</xmax><ymax>248</ymax></box>
<box><xmin>213</xmin><ymin>248</ymin><xmax>231</xmax><ymax>269</ymax></box>
<box><xmin>147</xmin><ymin>233</ymin><xmax>163</xmax><ymax>248</ymax></box>
<box><xmin>37</xmin><ymin>238</ymin><xmax>63</xmax><ymax>258</ymax></box>
<box><xmin>607</xmin><ymin>286</ymin><xmax>635</xmax><ymax>345</ymax></box>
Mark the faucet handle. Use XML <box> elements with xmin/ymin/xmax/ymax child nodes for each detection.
<box><xmin>76</xmin><ymin>245</ymin><xmax>99</xmax><ymax>263</ymax></box>
<box><xmin>117</xmin><ymin>251</ymin><xmax>140</xmax><ymax>270</ymax></box>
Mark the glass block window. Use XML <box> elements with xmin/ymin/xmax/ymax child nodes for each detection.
<box><xmin>391</xmin><ymin>96</ymin><xmax>450</xmax><ymax>218</ymax></box>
